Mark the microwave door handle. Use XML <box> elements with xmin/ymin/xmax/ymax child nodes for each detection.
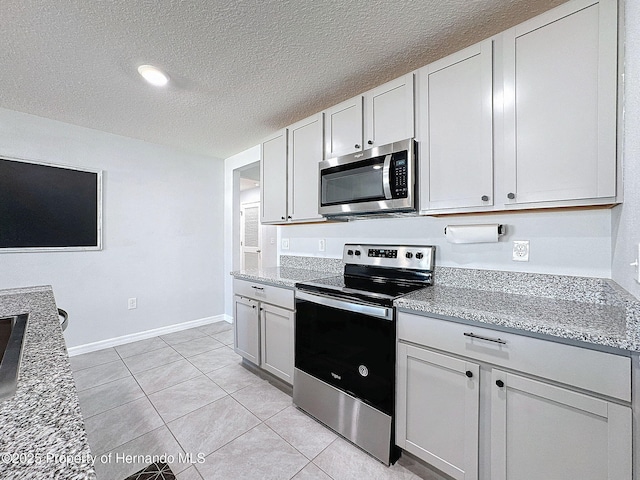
<box><xmin>382</xmin><ymin>154</ymin><xmax>393</xmax><ymax>199</ymax></box>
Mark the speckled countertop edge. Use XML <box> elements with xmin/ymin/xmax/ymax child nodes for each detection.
<box><xmin>395</xmin><ymin>285</ymin><xmax>639</xmax><ymax>352</ymax></box>
<box><xmin>231</xmin><ymin>266</ymin><xmax>336</xmax><ymax>288</ymax></box>
<box><xmin>232</xmin><ymin>264</ymin><xmax>640</xmax><ymax>354</ymax></box>
<box><xmin>0</xmin><ymin>286</ymin><xmax>96</xmax><ymax>479</ymax></box>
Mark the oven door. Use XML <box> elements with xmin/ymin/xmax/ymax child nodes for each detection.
<box><xmin>294</xmin><ymin>290</ymin><xmax>395</xmax><ymax>415</ymax></box>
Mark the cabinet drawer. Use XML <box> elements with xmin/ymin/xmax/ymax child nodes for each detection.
<box><xmin>233</xmin><ymin>278</ymin><xmax>294</xmax><ymax>310</ymax></box>
<box><xmin>398</xmin><ymin>312</ymin><xmax>631</xmax><ymax>402</ymax></box>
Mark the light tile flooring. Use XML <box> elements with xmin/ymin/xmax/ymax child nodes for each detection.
<box><xmin>71</xmin><ymin>321</ymin><xmax>446</xmax><ymax>480</ymax></box>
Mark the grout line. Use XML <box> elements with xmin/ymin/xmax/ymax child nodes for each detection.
<box><xmin>114</xmin><ymin>337</ymin><xmax>170</xmax><ymax>360</ymax></box>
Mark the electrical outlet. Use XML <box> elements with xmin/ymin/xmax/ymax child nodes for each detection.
<box><xmin>512</xmin><ymin>241</ymin><xmax>530</xmax><ymax>262</ymax></box>
<box><xmin>270</xmin><ymin>237</ymin><xmax>275</xmax><ymax>245</ymax></box>
<box><xmin>631</xmin><ymin>243</ymin><xmax>640</xmax><ymax>284</ymax></box>
<box><xmin>128</xmin><ymin>297</ymin><xmax>137</xmax><ymax>310</ymax></box>
<box><xmin>281</xmin><ymin>238</ymin><xmax>290</xmax><ymax>250</ymax></box>
<box><xmin>319</xmin><ymin>239</ymin><xmax>326</xmax><ymax>252</ymax></box>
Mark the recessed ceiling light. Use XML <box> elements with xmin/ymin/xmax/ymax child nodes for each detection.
<box><xmin>137</xmin><ymin>65</ymin><xmax>169</xmax><ymax>87</ymax></box>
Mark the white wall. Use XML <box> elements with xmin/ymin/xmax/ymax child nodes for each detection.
<box><xmin>611</xmin><ymin>0</ymin><xmax>640</xmax><ymax>299</ymax></box>
<box><xmin>0</xmin><ymin>108</ymin><xmax>225</xmax><ymax>348</ymax></box>
<box><xmin>279</xmin><ymin>208</ymin><xmax>612</xmax><ymax>278</ymax></box>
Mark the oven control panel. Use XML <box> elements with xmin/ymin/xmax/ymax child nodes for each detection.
<box><xmin>368</xmin><ymin>248</ymin><xmax>398</xmax><ymax>259</ymax></box>
<box><xmin>344</xmin><ymin>244</ymin><xmax>435</xmax><ymax>270</ymax></box>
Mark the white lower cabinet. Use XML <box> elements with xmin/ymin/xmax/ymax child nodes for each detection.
<box><xmin>260</xmin><ymin>303</ymin><xmax>294</xmax><ymax>384</ymax></box>
<box><xmin>396</xmin><ymin>343</ymin><xmax>479</xmax><ymax>480</ymax></box>
<box><xmin>233</xmin><ymin>279</ymin><xmax>295</xmax><ymax>385</ymax></box>
<box><xmin>491</xmin><ymin>370</ymin><xmax>632</xmax><ymax>480</ymax></box>
<box><xmin>396</xmin><ymin>312</ymin><xmax>632</xmax><ymax>480</ymax></box>
<box><xmin>233</xmin><ymin>295</ymin><xmax>259</xmax><ymax>365</ymax></box>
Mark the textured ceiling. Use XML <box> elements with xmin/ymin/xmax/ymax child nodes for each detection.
<box><xmin>0</xmin><ymin>0</ymin><xmax>566</xmax><ymax>160</ymax></box>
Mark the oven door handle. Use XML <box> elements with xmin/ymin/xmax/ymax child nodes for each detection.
<box><xmin>295</xmin><ymin>291</ymin><xmax>393</xmax><ymax>321</ymax></box>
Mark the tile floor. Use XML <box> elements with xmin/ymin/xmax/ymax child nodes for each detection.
<box><xmin>71</xmin><ymin>321</ymin><xmax>447</xmax><ymax>480</ymax></box>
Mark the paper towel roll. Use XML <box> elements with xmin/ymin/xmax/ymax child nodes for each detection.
<box><xmin>444</xmin><ymin>223</ymin><xmax>501</xmax><ymax>244</ymax></box>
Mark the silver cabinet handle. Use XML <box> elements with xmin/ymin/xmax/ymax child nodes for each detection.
<box><xmin>463</xmin><ymin>332</ymin><xmax>507</xmax><ymax>345</ymax></box>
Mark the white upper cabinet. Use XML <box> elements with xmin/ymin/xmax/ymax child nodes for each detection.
<box><xmin>287</xmin><ymin>114</ymin><xmax>324</xmax><ymax>222</ymax></box>
<box><xmin>418</xmin><ymin>40</ymin><xmax>494</xmax><ymax>213</ymax></box>
<box><xmin>364</xmin><ymin>73</ymin><xmax>414</xmax><ymax>149</ymax></box>
<box><xmin>261</xmin><ymin>116</ymin><xmax>324</xmax><ymax>225</ymax></box>
<box><xmin>324</xmin><ymin>96</ymin><xmax>363</xmax><ymax>158</ymax></box>
<box><xmin>324</xmin><ymin>73</ymin><xmax>414</xmax><ymax>159</ymax></box>
<box><xmin>501</xmin><ymin>0</ymin><xmax>618</xmax><ymax>206</ymax></box>
<box><xmin>260</xmin><ymin>129</ymin><xmax>288</xmax><ymax>224</ymax></box>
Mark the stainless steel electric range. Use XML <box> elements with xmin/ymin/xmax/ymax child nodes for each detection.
<box><xmin>293</xmin><ymin>244</ymin><xmax>435</xmax><ymax>465</ymax></box>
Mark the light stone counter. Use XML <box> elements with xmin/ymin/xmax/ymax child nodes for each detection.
<box><xmin>0</xmin><ymin>286</ymin><xmax>96</xmax><ymax>479</ymax></box>
<box><xmin>231</xmin><ymin>266</ymin><xmax>336</xmax><ymax>288</ymax></box>
<box><xmin>396</xmin><ymin>270</ymin><xmax>640</xmax><ymax>353</ymax></box>
<box><xmin>237</xmin><ymin>258</ymin><xmax>640</xmax><ymax>354</ymax></box>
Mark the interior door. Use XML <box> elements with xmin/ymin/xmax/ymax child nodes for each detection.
<box><xmin>240</xmin><ymin>201</ymin><xmax>261</xmax><ymax>270</ymax></box>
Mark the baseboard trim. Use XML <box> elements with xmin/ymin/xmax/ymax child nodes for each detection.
<box><xmin>67</xmin><ymin>314</ymin><xmax>232</xmax><ymax>357</ymax></box>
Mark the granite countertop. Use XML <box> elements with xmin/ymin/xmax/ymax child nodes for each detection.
<box><xmin>396</xmin><ymin>278</ymin><xmax>640</xmax><ymax>353</ymax></box>
<box><xmin>0</xmin><ymin>286</ymin><xmax>96</xmax><ymax>479</ymax></box>
<box><xmin>234</xmin><ymin>260</ymin><xmax>640</xmax><ymax>354</ymax></box>
<box><xmin>231</xmin><ymin>266</ymin><xmax>335</xmax><ymax>288</ymax></box>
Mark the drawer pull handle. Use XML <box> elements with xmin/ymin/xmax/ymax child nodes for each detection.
<box><xmin>496</xmin><ymin>379</ymin><xmax>505</xmax><ymax>388</ymax></box>
<box><xmin>251</xmin><ymin>286</ymin><xmax>265</xmax><ymax>291</ymax></box>
<box><xmin>465</xmin><ymin>370</ymin><xmax>473</xmax><ymax>378</ymax></box>
<box><xmin>463</xmin><ymin>332</ymin><xmax>507</xmax><ymax>345</ymax></box>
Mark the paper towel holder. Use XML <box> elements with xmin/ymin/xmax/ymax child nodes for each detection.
<box><xmin>443</xmin><ymin>224</ymin><xmax>506</xmax><ymax>235</ymax></box>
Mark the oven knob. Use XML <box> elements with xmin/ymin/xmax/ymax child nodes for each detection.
<box><xmin>405</xmin><ymin>252</ymin><xmax>413</xmax><ymax>259</ymax></box>
<box><xmin>416</xmin><ymin>252</ymin><xmax>424</xmax><ymax>259</ymax></box>
<box><xmin>354</xmin><ymin>250</ymin><xmax>361</xmax><ymax>256</ymax></box>
<box><xmin>347</xmin><ymin>249</ymin><xmax>354</xmax><ymax>256</ymax></box>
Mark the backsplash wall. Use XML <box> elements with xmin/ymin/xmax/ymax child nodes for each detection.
<box><xmin>277</xmin><ymin>207</ymin><xmax>612</xmax><ymax>279</ymax></box>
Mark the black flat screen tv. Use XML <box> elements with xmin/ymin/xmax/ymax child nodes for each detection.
<box><xmin>0</xmin><ymin>157</ymin><xmax>102</xmax><ymax>251</ymax></box>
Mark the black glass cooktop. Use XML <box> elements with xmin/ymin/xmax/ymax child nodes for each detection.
<box><xmin>296</xmin><ymin>272</ymin><xmax>429</xmax><ymax>307</ymax></box>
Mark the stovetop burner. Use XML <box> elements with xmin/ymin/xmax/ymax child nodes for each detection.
<box><xmin>296</xmin><ymin>244</ymin><xmax>435</xmax><ymax>307</ymax></box>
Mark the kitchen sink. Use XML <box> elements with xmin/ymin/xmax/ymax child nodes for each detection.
<box><xmin>0</xmin><ymin>314</ymin><xmax>28</xmax><ymax>401</ymax></box>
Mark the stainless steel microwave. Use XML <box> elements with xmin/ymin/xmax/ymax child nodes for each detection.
<box><xmin>318</xmin><ymin>138</ymin><xmax>416</xmax><ymax>217</ymax></box>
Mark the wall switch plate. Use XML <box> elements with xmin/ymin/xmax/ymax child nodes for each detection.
<box><xmin>319</xmin><ymin>239</ymin><xmax>326</xmax><ymax>252</ymax></box>
<box><xmin>128</xmin><ymin>297</ymin><xmax>137</xmax><ymax>310</ymax></box>
<box><xmin>281</xmin><ymin>238</ymin><xmax>290</xmax><ymax>250</ymax></box>
<box><xmin>512</xmin><ymin>241</ymin><xmax>529</xmax><ymax>262</ymax></box>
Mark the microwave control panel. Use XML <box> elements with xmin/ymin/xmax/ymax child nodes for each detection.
<box><xmin>390</xmin><ymin>152</ymin><xmax>408</xmax><ymax>198</ymax></box>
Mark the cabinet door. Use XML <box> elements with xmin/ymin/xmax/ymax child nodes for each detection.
<box><xmin>364</xmin><ymin>73</ymin><xmax>414</xmax><ymax>149</ymax></box>
<box><xmin>260</xmin><ymin>303</ymin><xmax>294</xmax><ymax>384</ymax></box>
<box><xmin>502</xmin><ymin>0</ymin><xmax>617</xmax><ymax>205</ymax></box>
<box><xmin>491</xmin><ymin>370</ymin><xmax>632</xmax><ymax>480</ymax></box>
<box><xmin>396</xmin><ymin>343</ymin><xmax>479</xmax><ymax>480</ymax></box>
<box><xmin>260</xmin><ymin>129</ymin><xmax>288</xmax><ymax>223</ymax></box>
<box><xmin>287</xmin><ymin>114</ymin><xmax>324</xmax><ymax>222</ymax></box>
<box><xmin>233</xmin><ymin>295</ymin><xmax>260</xmax><ymax>365</ymax></box>
<box><xmin>419</xmin><ymin>41</ymin><xmax>493</xmax><ymax>212</ymax></box>
<box><xmin>324</xmin><ymin>96</ymin><xmax>363</xmax><ymax>158</ymax></box>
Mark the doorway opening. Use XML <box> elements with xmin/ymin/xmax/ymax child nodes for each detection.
<box><xmin>236</xmin><ymin>162</ymin><xmax>277</xmax><ymax>271</ymax></box>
